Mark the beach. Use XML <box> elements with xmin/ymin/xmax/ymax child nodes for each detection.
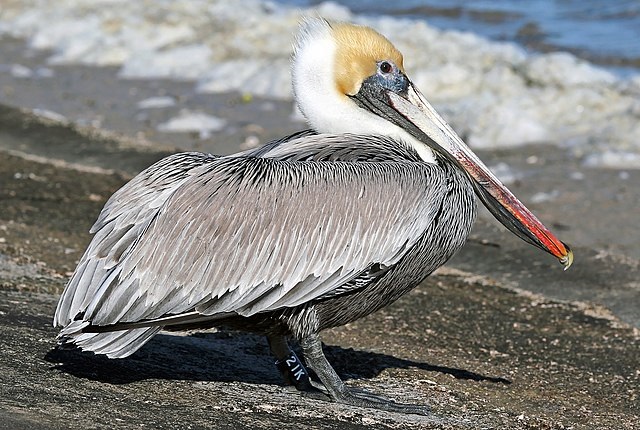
<box><xmin>0</xmin><ymin>1</ymin><xmax>638</xmax><ymax>428</ymax></box>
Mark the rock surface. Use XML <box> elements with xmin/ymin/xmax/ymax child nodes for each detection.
<box><xmin>1</xmin><ymin>104</ymin><xmax>639</xmax><ymax>429</ymax></box>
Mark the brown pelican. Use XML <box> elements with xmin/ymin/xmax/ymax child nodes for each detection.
<box><xmin>54</xmin><ymin>19</ymin><xmax>572</xmax><ymax>414</ymax></box>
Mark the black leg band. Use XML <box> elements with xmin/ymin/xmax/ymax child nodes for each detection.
<box><xmin>275</xmin><ymin>350</ymin><xmax>312</xmax><ymax>391</ymax></box>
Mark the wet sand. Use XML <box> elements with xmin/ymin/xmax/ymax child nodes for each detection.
<box><xmin>0</xmin><ymin>35</ymin><xmax>638</xmax><ymax>429</ymax></box>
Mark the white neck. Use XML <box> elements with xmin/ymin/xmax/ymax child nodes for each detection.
<box><xmin>292</xmin><ymin>20</ymin><xmax>436</xmax><ymax>164</ymax></box>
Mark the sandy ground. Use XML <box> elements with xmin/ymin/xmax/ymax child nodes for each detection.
<box><xmin>0</xmin><ymin>36</ymin><xmax>639</xmax><ymax>429</ymax></box>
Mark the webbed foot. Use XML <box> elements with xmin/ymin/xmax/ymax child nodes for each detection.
<box><xmin>297</xmin><ymin>333</ymin><xmax>431</xmax><ymax>416</ymax></box>
<box><xmin>335</xmin><ymin>387</ymin><xmax>431</xmax><ymax>415</ymax></box>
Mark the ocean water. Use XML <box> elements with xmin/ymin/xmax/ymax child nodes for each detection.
<box><xmin>0</xmin><ymin>0</ymin><xmax>639</xmax><ymax>168</ymax></box>
<box><xmin>280</xmin><ymin>0</ymin><xmax>640</xmax><ymax>76</ymax></box>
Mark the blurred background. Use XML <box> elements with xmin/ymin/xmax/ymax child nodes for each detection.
<box><xmin>1</xmin><ymin>0</ymin><xmax>639</xmax><ymax>161</ymax></box>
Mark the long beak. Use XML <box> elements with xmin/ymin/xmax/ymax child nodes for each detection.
<box><xmin>387</xmin><ymin>83</ymin><xmax>573</xmax><ymax>270</ymax></box>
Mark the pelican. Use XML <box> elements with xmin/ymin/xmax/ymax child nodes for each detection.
<box><xmin>54</xmin><ymin>19</ymin><xmax>572</xmax><ymax>414</ymax></box>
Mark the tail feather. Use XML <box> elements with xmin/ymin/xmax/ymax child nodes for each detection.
<box><xmin>58</xmin><ymin>321</ymin><xmax>161</xmax><ymax>359</ymax></box>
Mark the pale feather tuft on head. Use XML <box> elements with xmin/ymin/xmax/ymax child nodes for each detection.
<box><xmin>291</xmin><ymin>18</ymin><xmax>436</xmax><ymax>164</ymax></box>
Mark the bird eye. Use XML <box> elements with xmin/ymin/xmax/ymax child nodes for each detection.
<box><xmin>379</xmin><ymin>61</ymin><xmax>392</xmax><ymax>74</ymax></box>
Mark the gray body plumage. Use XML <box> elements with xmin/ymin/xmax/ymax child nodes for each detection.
<box><xmin>54</xmin><ymin>132</ymin><xmax>476</xmax><ymax>358</ymax></box>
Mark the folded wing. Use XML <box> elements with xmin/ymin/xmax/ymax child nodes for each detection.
<box><xmin>57</xmin><ymin>155</ymin><xmax>445</xmax><ymax>330</ymax></box>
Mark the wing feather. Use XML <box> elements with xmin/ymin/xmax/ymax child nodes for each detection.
<box><xmin>75</xmin><ymin>156</ymin><xmax>445</xmax><ymax>326</ymax></box>
<box><xmin>55</xmin><ymin>134</ymin><xmax>449</xmax><ymax>357</ymax></box>
<box><xmin>54</xmin><ymin>152</ymin><xmax>217</xmax><ymax>326</ymax></box>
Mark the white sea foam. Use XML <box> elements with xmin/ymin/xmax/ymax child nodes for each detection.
<box><xmin>137</xmin><ymin>96</ymin><xmax>177</xmax><ymax>110</ymax></box>
<box><xmin>157</xmin><ymin>110</ymin><xmax>227</xmax><ymax>139</ymax></box>
<box><xmin>8</xmin><ymin>63</ymin><xmax>33</xmax><ymax>78</ymax></box>
<box><xmin>31</xmin><ymin>108</ymin><xmax>68</xmax><ymax>123</ymax></box>
<box><xmin>0</xmin><ymin>0</ymin><xmax>638</xmax><ymax>167</ymax></box>
<box><xmin>0</xmin><ymin>63</ymin><xmax>53</xmax><ymax>78</ymax></box>
<box><xmin>530</xmin><ymin>190</ymin><xmax>560</xmax><ymax>204</ymax></box>
<box><xmin>582</xmin><ymin>151</ymin><xmax>640</xmax><ymax>169</ymax></box>
<box><xmin>488</xmin><ymin>162</ymin><xmax>520</xmax><ymax>185</ymax></box>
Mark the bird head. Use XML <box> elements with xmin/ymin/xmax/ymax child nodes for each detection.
<box><xmin>292</xmin><ymin>18</ymin><xmax>573</xmax><ymax>269</ymax></box>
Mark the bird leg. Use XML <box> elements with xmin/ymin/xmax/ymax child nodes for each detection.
<box><xmin>298</xmin><ymin>333</ymin><xmax>431</xmax><ymax>416</ymax></box>
<box><xmin>267</xmin><ymin>335</ymin><xmax>313</xmax><ymax>391</ymax></box>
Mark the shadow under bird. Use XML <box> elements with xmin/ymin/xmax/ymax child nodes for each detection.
<box><xmin>54</xmin><ymin>18</ymin><xmax>573</xmax><ymax>414</ymax></box>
